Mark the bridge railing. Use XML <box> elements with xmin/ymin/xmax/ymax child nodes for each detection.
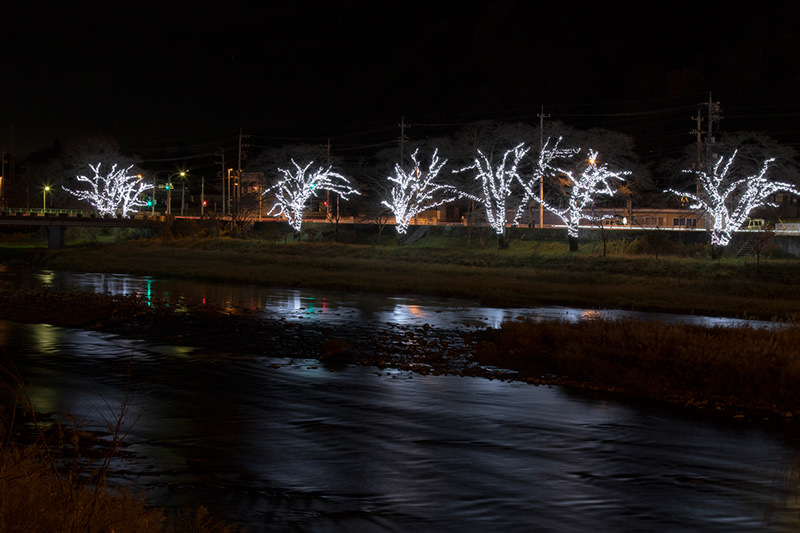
<box><xmin>0</xmin><ymin>208</ymin><xmax>170</xmax><ymax>218</ymax></box>
<box><xmin>775</xmin><ymin>223</ymin><xmax>800</xmax><ymax>234</ymax></box>
<box><xmin>2</xmin><ymin>208</ymin><xmax>95</xmax><ymax>217</ymax></box>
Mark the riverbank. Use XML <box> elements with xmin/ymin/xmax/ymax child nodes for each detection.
<box><xmin>7</xmin><ymin>234</ymin><xmax>800</xmax><ymax>320</ymax></box>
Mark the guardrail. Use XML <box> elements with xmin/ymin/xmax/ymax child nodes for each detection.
<box><xmin>1</xmin><ymin>208</ymin><xmax>95</xmax><ymax>217</ymax></box>
<box><xmin>775</xmin><ymin>223</ymin><xmax>800</xmax><ymax>234</ymax></box>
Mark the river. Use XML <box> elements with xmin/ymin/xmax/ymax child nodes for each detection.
<box><xmin>3</xmin><ymin>268</ymin><xmax>800</xmax><ymax>531</ymax></box>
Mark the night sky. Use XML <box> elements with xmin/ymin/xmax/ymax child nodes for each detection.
<box><xmin>2</xmin><ymin>1</ymin><xmax>799</xmax><ymax>163</ymax></box>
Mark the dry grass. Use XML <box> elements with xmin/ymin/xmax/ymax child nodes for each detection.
<box><xmin>0</xmin><ymin>357</ymin><xmax>241</xmax><ymax>532</ymax></box>
<box><xmin>471</xmin><ymin>318</ymin><xmax>800</xmax><ymax>415</ymax></box>
<box><xmin>0</xmin><ymin>445</ymin><xmax>164</xmax><ymax>532</ymax></box>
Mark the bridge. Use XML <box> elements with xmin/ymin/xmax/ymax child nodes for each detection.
<box><xmin>0</xmin><ymin>209</ymin><xmax>166</xmax><ymax>249</ymax></box>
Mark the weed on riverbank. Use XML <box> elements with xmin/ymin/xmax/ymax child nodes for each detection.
<box><xmin>0</xmin><ymin>356</ymin><xmax>242</xmax><ymax>532</ymax></box>
<box><xmin>470</xmin><ymin>317</ymin><xmax>800</xmax><ymax>417</ymax></box>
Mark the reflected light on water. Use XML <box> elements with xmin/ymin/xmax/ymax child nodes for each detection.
<box><xmin>33</xmin><ymin>323</ymin><xmax>60</xmax><ymax>355</ymax></box>
<box><xmin>389</xmin><ymin>302</ymin><xmax>424</xmax><ymax>324</ymax></box>
<box><xmin>17</xmin><ymin>269</ymin><xmax>785</xmax><ymax>331</ymax></box>
<box><xmin>35</xmin><ymin>270</ymin><xmax>55</xmax><ymax>286</ymax></box>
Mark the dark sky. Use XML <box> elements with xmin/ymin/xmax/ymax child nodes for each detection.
<box><xmin>3</xmin><ymin>1</ymin><xmax>799</xmax><ymax>161</ymax></box>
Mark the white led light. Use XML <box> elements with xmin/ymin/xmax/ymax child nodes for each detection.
<box><xmin>666</xmin><ymin>150</ymin><xmax>799</xmax><ymax>246</ymax></box>
<box><xmin>265</xmin><ymin>159</ymin><xmax>359</xmax><ymax>231</ymax></box>
<box><xmin>382</xmin><ymin>148</ymin><xmax>462</xmax><ymax>234</ymax></box>
<box><xmin>63</xmin><ymin>163</ymin><xmax>153</xmax><ymax>217</ymax></box>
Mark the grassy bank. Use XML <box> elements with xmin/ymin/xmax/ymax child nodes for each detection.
<box><xmin>13</xmin><ymin>233</ymin><xmax>800</xmax><ymax>320</ymax></box>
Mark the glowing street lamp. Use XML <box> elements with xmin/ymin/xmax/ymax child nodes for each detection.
<box><xmin>165</xmin><ymin>171</ymin><xmax>186</xmax><ymax>216</ymax></box>
<box><xmin>42</xmin><ymin>186</ymin><xmax>50</xmax><ymax>213</ymax></box>
<box><xmin>178</xmin><ymin>171</ymin><xmax>189</xmax><ymax>215</ymax></box>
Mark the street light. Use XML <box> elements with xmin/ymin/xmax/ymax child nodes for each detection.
<box><xmin>42</xmin><ymin>186</ymin><xmax>50</xmax><ymax>213</ymax></box>
<box><xmin>177</xmin><ymin>171</ymin><xmax>188</xmax><ymax>215</ymax></box>
<box><xmin>165</xmin><ymin>171</ymin><xmax>186</xmax><ymax>216</ymax></box>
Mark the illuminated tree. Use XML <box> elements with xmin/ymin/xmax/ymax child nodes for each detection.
<box><xmin>382</xmin><ymin>148</ymin><xmax>462</xmax><ymax>234</ymax></box>
<box><xmin>265</xmin><ymin>160</ymin><xmax>359</xmax><ymax>231</ymax></box>
<box><xmin>666</xmin><ymin>149</ymin><xmax>800</xmax><ymax>253</ymax></box>
<box><xmin>516</xmin><ymin>136</ymin><xmax>580</xmax><ymax>219</ymax></box>
<box><xmin>455</xmin><ymin>143</ymin><xmax>529</xmax><ymax>247</ymax></box>
<box><xmin>62</xmin><ymin>163</ymin><xmax>153</xmax><ymax>217</ymax></box>
<box><xmin>536</xmin><ymin>147</ymin><xmax>630</xmax><ymax>251</ymax></box>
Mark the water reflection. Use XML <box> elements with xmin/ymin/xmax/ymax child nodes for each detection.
<box><xmin>4</xmin><ymin>319</ymin><xmax>800</xmax><ymax>531</ymax></box>
<box><xmin>7</xmin><ymin>268</ymin><xmax>780</xmax><ymax>331</ymax></box>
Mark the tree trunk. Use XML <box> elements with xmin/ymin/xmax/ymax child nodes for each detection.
<box><xmin>569</xmin><ymin>235</ymin><xmax>578</xmax><ymax>252</ymax></box>
<box><xmin>497</xmin><ymin>231</ymin><xmax>509</xmax><ymax>249</ymax></box>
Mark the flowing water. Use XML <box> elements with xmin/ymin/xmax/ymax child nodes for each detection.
<box><xmin>2</xmin><ymin>268</ymin><xmax>799</xmax><ymax>531</ymax></box>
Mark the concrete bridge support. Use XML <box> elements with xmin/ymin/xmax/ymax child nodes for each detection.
<box><xmin>46</xmin><ymin>226</ymin><xmax>66</xmax><ymax>249</ymax></box>
<box><xmin>774</xmin><ymin>236</ymin><xmax>800</xmax><ymax>258</ymax></box>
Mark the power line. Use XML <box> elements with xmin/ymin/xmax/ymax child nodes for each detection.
<box><xmin>140</xmin><ymin>151</ymin><xmax>219</xmax><ymax>163</ymax></box>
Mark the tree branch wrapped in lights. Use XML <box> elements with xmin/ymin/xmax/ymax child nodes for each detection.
<box><xmin>63</xmin><ymin>163</ymin><xmax>153</xmax><ymax>217</ymax></box>
<box><xmin>382</xmin><ymin>148</ymin><xmax>464</xmax><ymax>235</ymax></box>
<box><xmin>265</xmin><ymin>159</ymin><xmax>359</xmax><ymax>231</ymax></box>
<box><xmin>666</xmin><ymin>150</ymin><xmax>800</xmax><ymax>252</ymax></box>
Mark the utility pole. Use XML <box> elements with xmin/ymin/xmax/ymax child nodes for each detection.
<box><xmin>236</xmin><ymin>129</ymin><xmax>250</xmax><ymax>212</ymax></box>
<box><xmin>689</xmin><ymin>109</ymin><xmax>704</xmax><ymax>172</ymax></box>
<box><xmin>537</xmin><ymin>106</ymin><xmax>550</xmax><ymax>228</ymax></box>
<box><xmin>227</xmin><ymin>167</ymin><xmax>233</xmax><ymax>214</ymax></box>
<box><xmin>325</xmin><ymin>138</ymin><xmax>332</xmax><ymax>217</ymax></box>
<box><xmin>688</xmin><ymin>92</ymin><xmax>722</xmax><ymax>229</ymax></box>
<box><xmin>705</xmin><ymin>91</ymin><xmax>722</xmax><ymax>175</ymax></box>
<box><xmin>201</xmin><ymin>176</ymin><xmax>205</xmax><ymax>217</ymax></box>
<box><xmin>216</xmin><ymin>148</ymin><xmax>226</xmax><ymax>215</ymax></box>
<box><xmin>0</xmin><ymin>150</ymin><xmax>6</xmax><ymax>205</ymax></box>
<box><xmin>689</xmin><ymin>92</ymin><xmax>722</xmax><ymax>175</ymax></box>
<box><xmin>236</xmin><ymin>129</ymin><xmax>243</xmax><ymax>212</ymax></box>
<box><xmin>398</xmin><ymin>116</ymin><xmax>410</xmax><ymax>162</ymax></box>
<box><xmin>0</xmin><ymin>149</ymin><xmax>5</xmax><ymax>208</ymax></box>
